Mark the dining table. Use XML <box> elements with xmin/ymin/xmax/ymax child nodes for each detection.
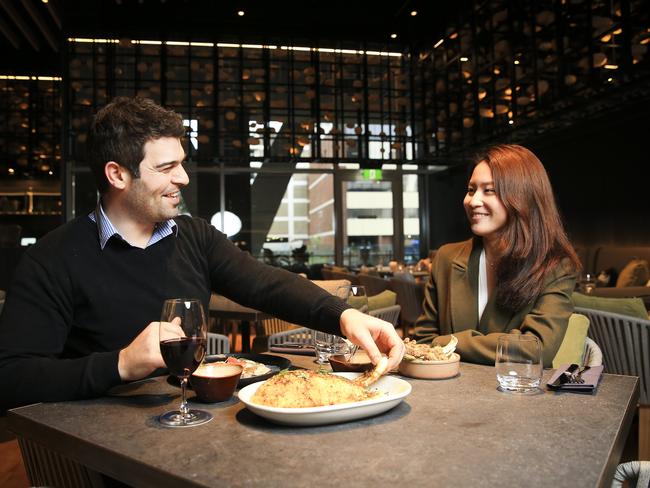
<box><xmin>8</xmin><ymin>356</ymin><xmax>638</xmax><ymax>488</ymax></box>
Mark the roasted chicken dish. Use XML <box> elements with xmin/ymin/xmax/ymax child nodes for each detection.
<box><xmin>251</xmin><ymin>356</ymin><xmax>389</xmax><ymax>408</ymax></box>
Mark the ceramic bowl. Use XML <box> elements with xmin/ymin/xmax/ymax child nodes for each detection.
<box><xmin>398</xmin><ymin>353</ymin><xmax>460</xmax><ymax>379</ymax></box>
<box><xmin>190</xmin><ymin>363</ymin><xmax>243</xmax><ymax>403</ymax></box>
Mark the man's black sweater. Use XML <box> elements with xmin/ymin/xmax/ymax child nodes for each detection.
<box><xmin>0</xmin><ymin>215</ymin><xmax>347</xmax><ymax>410</ymax></box>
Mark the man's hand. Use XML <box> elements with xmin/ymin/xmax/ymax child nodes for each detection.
<box><xmin>339</xmin><ymin>308</ymin><xmax>405</xmax><ymax>371</ymax></box>
<box><xmin>118</xmin><ymin>318</ymin><xmax>184</xmax><ymax>381</ymax></box>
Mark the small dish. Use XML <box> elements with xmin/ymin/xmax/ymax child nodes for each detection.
<box><xmin>190</xmin><ymin>363</ymin><xmax>243</xmax><ymax>403</ymax></box>
<box><xmin>398</xmin><ymin>352</ymin><xmax>460</xmax><ymax>379</ymax></box>
<box><xmin>328</xmin><ymin>354</ymin><xmax>373</xmax><ymax>373</ymax></box>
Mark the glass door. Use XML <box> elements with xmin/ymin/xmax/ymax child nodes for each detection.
<box><xmin>334</xmin><ymin>170</ymin><xmax>405</xmax><ymax>268</ymax></box>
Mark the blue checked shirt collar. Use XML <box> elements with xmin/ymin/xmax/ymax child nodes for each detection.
<box><xmin>89</xmin><ymin>201</ymin><xmax>177</xmax><ymax>250</ymax></box>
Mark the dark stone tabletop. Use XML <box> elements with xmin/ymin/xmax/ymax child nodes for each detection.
<box><xmin>9</xmin><ymin>358</ymin><xmax>638</xmax><ymax>488</ymax></box>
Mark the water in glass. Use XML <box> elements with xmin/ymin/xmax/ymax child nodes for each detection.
<box><xmin>496</xmin><ymin>362</ymin><xmax>542</xmax><ymax>391</ymax></box>
<box><xmin>495</xmin><ymin>334</ymin><xmax>542</xmax><ymax>393</ymax></box>
<box><xmin>313</xmin><ymin>330</ymin><xmax>348</xmax><ymax>364</ymax></box>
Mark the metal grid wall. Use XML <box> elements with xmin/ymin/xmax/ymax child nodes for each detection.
<box><xmin>65</xmin><ymin>39</ymin><xmax>422</xmax><ymax>169</ymax></box>
<box><xmin>421</xmin><ymin>0</ymin><xmax>650</xmax><ymax>157</ymax></box>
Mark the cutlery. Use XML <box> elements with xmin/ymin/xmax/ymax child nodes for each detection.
<box><xmin>550</xmin><ymin>363</ymin><xmax>580</xmax><ymax>388</ymax></box>
<box><xmin>571</xmin><ymin>366</ymin><xmax>591</xmax><ymax>384</ymax></box>
<box><xmin>274</xmin><ymin>343</ymin><xmax>314</xmax><ymax>350</ymax></box>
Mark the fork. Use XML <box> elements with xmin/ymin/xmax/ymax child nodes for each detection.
<box><xmin>569</xmin><ymin>366</ymin><xmax>590</xmax><ymax>384</ymax></box>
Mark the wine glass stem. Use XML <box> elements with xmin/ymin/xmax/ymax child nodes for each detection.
<box><xmin>180</xmin><ymin>377</ymin><xmax>190</xmax><ymax>421</ymax></box>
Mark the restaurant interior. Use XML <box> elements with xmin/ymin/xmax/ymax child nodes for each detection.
<box><xmin>1</xmin><ymin>0</ymin><xmax>650</xmax><ymax>486</ymax></box>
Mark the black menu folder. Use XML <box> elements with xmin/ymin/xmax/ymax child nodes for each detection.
<box><xmin>547</xmin><ymin>364</ymin><xmax>604</xmax><ymax>393</ymax></box>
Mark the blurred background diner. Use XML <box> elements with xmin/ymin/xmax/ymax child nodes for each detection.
<box><xmin>1</xmin><ymin>0</ymin><xmax>649</xmax><ymax>485</ymax></box>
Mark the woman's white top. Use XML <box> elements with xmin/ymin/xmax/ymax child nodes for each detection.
<box><xmin>478</xmin><ymin>249</ymin><xmax>489</xmax><ymax>321</ymax></box>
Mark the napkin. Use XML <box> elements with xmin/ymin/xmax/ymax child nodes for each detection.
<box><xmin>547</xmin><ymin>364</ymin><xmax>604</xmax><ymax>393</ymax></box>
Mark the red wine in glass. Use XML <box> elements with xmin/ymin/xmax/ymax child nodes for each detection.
<box><xmin>160</xmin><ymin>337</ymin><xmax>206</xmax><ymax>378</ymax></box>
<box><xmin>158</xmin><ymin>298</ymin><xmax>212</xmax><ymax>427</ymax></box>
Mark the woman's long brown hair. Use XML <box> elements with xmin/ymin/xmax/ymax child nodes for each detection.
<box><xmin>475</xmin><ymin>144</ymin><xmax>581</xmax><ymax>311</ymax></box>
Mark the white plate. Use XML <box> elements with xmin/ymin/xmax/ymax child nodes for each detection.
<box><xmin>237</xmin><ymin>372</ymin><xmax>411</xmax><ymax>426</ymax></box>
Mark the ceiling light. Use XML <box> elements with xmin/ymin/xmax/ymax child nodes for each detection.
<box><xmin>390</xmin><ymin>33</ymin><xmax>397</xmax><ymax>39</ymax></box>
<box><xmin>410</xmin><ymin>10</ymin><xmax>417</xmax><ymax>16</ymax></box>
<box><xmin>607</xmin><ymin>77</ymin><xmax>613</xmax><ymax>82</ymax></box>
<box><xmin>211</xmin><ymin>211</ymin><xmax>242</xmax><ymax>237</ymax></box>
<box><xmin>514</xmin><ymin>60</ymin><xmax>520</xmax><ymax>65</ymax></box>
<box><xmin>460</xmin><ymin>56</ymin><xmax>469</xmax><ymax>62</ymax></box>
<box><xmin>41</xmin><ymin>0</ymin><xmax>48</xmax><ymax>3</ymax></box>
<box><xmin>604</xmin><ymin>64</ymin><xmax>618</xmax><ymax>69</ymax></box>
<box><xmin>237</xmin><ymin>10</ymin><xmax>245</xmax><ymax>16</ymax></box>
<box><xmin>508</xmin><ymin>119</ymin><xmax>514</xmax><ymax>125</ymax></box>
<box><xmin>434</xmin><ymin>39</ymin><xmax>444</xmax><ymax>49</ymax></box>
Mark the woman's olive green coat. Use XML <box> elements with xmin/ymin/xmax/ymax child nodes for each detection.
<box><xmin>414</xmin><ymin>238</ymin><xmax>577</xmax><ymax>367</ymax></box>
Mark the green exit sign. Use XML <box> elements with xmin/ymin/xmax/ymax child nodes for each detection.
<box><xmin>362</xmin><ymin>169</ymin><xmax>383</xmax><ymax>181</ymax></box>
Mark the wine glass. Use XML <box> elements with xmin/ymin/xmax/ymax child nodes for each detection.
<box><xmin>336</xmin><ymin>284</ymin><xmax>368</xmax><ymax>314</ymax></box>
<box><xmin>331</xmin><ymin>285</ymin><xmax>369</xmax><ymax>360</ymax></box>
<box><xmin>158</xmin><ymin>298</ymin><xmax>212</xmax><ymax>427</ymax></box>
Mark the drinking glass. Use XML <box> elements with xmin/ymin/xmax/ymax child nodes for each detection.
<box><xmin>336</xmin><ymin>284</ymin><xmax>368</xmax><ymax>314</ymax></box>
<box><xmin>158</xmin><ymin>298</ymin><xmax>212</xmax><ymax>427</ymax></box>
<box><xmin>578</xmin><ymin>272</ymin><xmax>596</xmax><ymax>294</ymax></box>
<box><xmin>312</xmin><ymin>285</ymin><xmax>368</xmax><ymax>364</ymax></box>
<box><xmin>495</xmin><ymin>334</ymin><xmax>543</xmax><ymax>394</ymax></box>
<box><xmin>313</xmin><ymin>330</ymin><xmax>352</xmax><ymax>364</ymax></box>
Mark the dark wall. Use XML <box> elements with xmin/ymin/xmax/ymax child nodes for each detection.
<box><xmin>528</xmin><ymin>99</ymin><xmax>650</xmax><ymax>248</ymax></box>
<box><xmin>426</xmin><ymin>164</ymin><xmax>471</xmax><ymax>249</ymax></box>
<box><xmin>426</xmin><ymin>98</ymin><xmax>650</xmax><ymax>249</ymax></box>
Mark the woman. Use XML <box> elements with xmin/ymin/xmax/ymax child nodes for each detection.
<box><xmin>414</xmin><ymin>144</ymin><xmax>580</xmax><ymax>367</ymax></box>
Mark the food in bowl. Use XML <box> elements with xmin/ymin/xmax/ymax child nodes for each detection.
<box><xmin>402</xmin><ymin>335</ymin><xmax>458</xmax><ymax>362</ymax></box>
<box><xmin>190</xmin><ymin>363</ymin><xmax>243</xmax><ymax>402</ymax></box>
<box><xmin>399</xmin><ymin>336</ymin><xmax>460</xmax><ymax>379</ymax></box>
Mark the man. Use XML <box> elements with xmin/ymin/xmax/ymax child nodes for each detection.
<box><xmin>0</xmin><ymin>97</ymin><xmax>404</xmax><ymax>411</ymax></box>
